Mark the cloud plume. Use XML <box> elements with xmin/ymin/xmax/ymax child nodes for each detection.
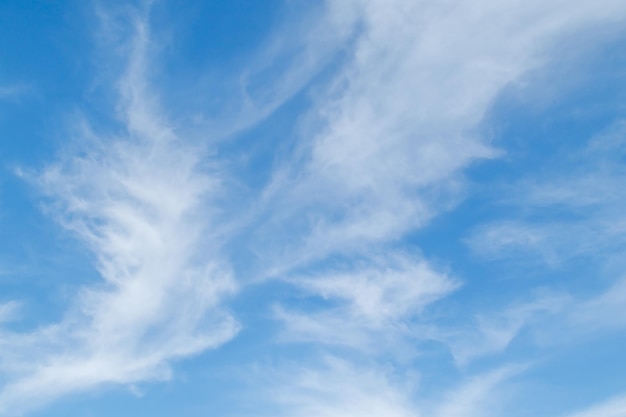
<box><xmin>0</xmin><ymin>10</ymin><xmax>238</xmax><ymax>415</ymax></box>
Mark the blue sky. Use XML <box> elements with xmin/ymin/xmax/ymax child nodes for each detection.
<box><xmin>1</xmin><ymin>1</ymin><xmax>626</xmax><ymax>416</ymax></box>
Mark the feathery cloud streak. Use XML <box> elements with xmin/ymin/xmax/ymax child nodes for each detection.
<box><xmin>565</xmin><ymin>395</ymin><xmax>626</xmax><ymax>417</ymax></box>
<box><xmin>0</xmin><ymin>12</ymin><xmax>237</xmax><ymax>415</ymax></box>
<box><xmin>1</xmin><ymin>0</ymin><xmax>626</xmax><ymax>416</ymax></box>
<box><xmin>247</xmin><ymin>0</ymin><xmax>626</xmax><ymax>277</ymax></box>
<box><xmin>240</xmin><ymin>1</ymin><xmax>626</xmax><ymax>416</ymax></box>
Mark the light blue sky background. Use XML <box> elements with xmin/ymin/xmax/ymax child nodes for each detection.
<box><xmin>1</xmin><ymin>1</ymin><xmax>626</xmax><ymax>416</ymax></box>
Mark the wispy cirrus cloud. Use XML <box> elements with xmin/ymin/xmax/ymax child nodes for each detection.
<box><xmin>256</xmin><ymin>357</ymin><xmax>522</xmax><ymax>417</ymax></box>
<box><xmin>249</xmin><ymin>0</ymin><xmax>626</xmax><ymax>415</ymax></box>
<box><xmin>0</xmin><ymin>302</ymin><xmax>20</xmax><ymax>324</ymax></box>
<box><xmin>437</xmin><ymin>274</ymin><xmax>626</xmax><ymax>366</ymax></box>
<box><xmin>0</xmin><ymin>84</ymin><xmax>32</xmax><ymax>102</ymax></box>
<box><xmin>565</xmin><ymin>395</ymin><xmax>626</xmax><ymax>417</ymax></box>
<box><xmin>460</xmin><ymin>118</ymin><xmax>626</xmax><ymax>370</ymax></box>
<box><xmin>245</xmin><ymin>0</ymin><xmax>626</xmax><ymax>279</ymax></box>
<box><xmin>2</xmin><ymin>0</ymin><xmax>626</xmax><ymax>415</ymax></box>
<box><xmin>266</xmin><ymin>357</ymin><xmax>417</xmax><ymax>417</ymax></box>
<box><xmin>275</xmin><ymin>253</ymin><xmax>458</xmax><ymax>352</ymax></box>
<box><xmin>467</xmin><ymin>119</ymin><xmax>626</xmax><ymax>265</ymax></box>
<box><xmin>0</xmin><ymin>9</ymin><xmax>238</xmax><ymax>415</ymax></box>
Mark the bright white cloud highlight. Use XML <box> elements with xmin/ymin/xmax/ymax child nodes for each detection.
<box><xmin>276</xmin><ymin>253</ymin><xmax>457</xmax><ymax>351</ymax></box>
<box><xmin>0</xmin><ymin>13</ymin><xmax>238</xmax><ymax>415</ymax></box>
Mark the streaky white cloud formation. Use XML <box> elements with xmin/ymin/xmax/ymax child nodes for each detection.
<box><xmin>566</xmin><ymin>275</ymin><xmax>626</xmax><ymax>333</ymax></box>
<box><xmin>260</xmin><ymin>357</ymin><xmax>521</xmax><ymax>417</ymax></box>
<box><xmin>439</xmin><ymin>275</ymin><xmax>626</xmax><ymax>366</ymax></box>
<box><xmin>565</xmin><ymin>395</ymin><xmax>626</xmax><ymax>417</ymax></box>
<box><xmin>267</xmin><ymin>357</ymin><xmax>417</xmax><ymax>417</ymax></box>
<box><xmin>431</xmin><ymin>366</ymin><xmax>524</xmax><ymax>417</ymax></box>
<box><xmin>253</xmin><ymin>1</ymin><xmax>626</xmax><ymax>414</ymax></box>
<box><xmin>0</xmin><ymin>10</ymin><xmax>238</xmax><ymax>415</ymax></box>
<box><xmin>248</xmin><ymin>0</ymin><xmax>626</xmax><ymax>277</ymax></box>
<box><xmin>2</xmin><ymin>0</ymin><xmax>626</xmax><ymax>415</ymax></box>
<box><xmin>0</xmin><ymin>84</ymin><xmax>32</xmax><ymax>102</ymax></box>
<box><xmin>468</xmin><ymin>119</ymin><xmax>626</xmax><ymax>264</ymax></box>
<box><xmin>441</xmin><ymin>293</ymin><xmax>569</xmax><ymax>365</ymax></box>
<box><xmin>275</xmin><ymin>253</ymin><xmax>457</xmax><ymax>351</ymax></box>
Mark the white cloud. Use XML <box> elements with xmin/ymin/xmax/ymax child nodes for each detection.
<box><xmin>437</xmin><ymin>275</ymin><xmax>626</xmax><ymax>365</ymax></box>
<box><xmin>0</xmin><ymin>84</ymin><xmax>32</xmax><ymax>101</ymax></box>
<box><xmin>567</xmin><ymin>276</ymin><xmax>626</xmax><ymax>333</ymax></box>
<box><xmin>251</xmin><ymin>1</ymin><xmax>626</xmax><ymax>415</ymax></box>
<box><xmin>461</xmin><ymin>119</ymin><xmax>626</xmax><ymax>365</ymax></box>
<box><xmin>565</xmin><ymin>395</ymin><xmax>626</xmax><ymax>417</ymax></box>
<box><xmin>431</xmin><ymin>366</ymin><xmax>524</xmax><ymax>417</ymax></box>
<box><xmin>248</xmin><ymin>0</ymin><xmax>626</xmax><ymax>278</ymax></box>
<box><xmin>467</xmin><ymin>119</ymin><xmax>626</xmax><ymax>265</ymax></box>
<box><xmin>267</xmin><ymin>357</ymin><xmax>417</xmax><ymax>417</ymax></box>
<box><xmin>257</xmin><ymin>357</ymin><xmax>521</xmax><ymax>417</ymax></box>
<box><xmin>3</xmin><ymin>0</ymin><xmax>626</xmax><ymax>415</ymax></box>
<box><xmin>0</xmin><ymin>10</ymin><xmax>238</xmax><ymax>415</ymax></box>
<box><xmin>294</xmin><ymin>254</ymin><xmax>456</xmax><ymax>323</ymax></box>
<box><xmin>276</xmin><ymin>253</ymin><xmax>457</xmax><ymax>352</ymax></box>
<box><xmin>0</xmin><ymin>302</ymin><xmax>20</xmax><ymax>324</ymax></box>
<box><xmin>441</xmin><ymin>293</ymin><xmax>570</xmax><ymax>364</ymax></box>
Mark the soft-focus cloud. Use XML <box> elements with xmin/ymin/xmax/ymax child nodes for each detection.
<box><xmin>248</xmin><ymin>0</ymin><xmax>626</xmax><ymax>278</ymax></box>
<box><xmin>438</xmin><ymin>275</ymin><xmax>626</xmax><ymax>365</ymax></box>
<box><xmin>0</xmin><ymin>84</ymin><xmax>31</xmax><ymax>102</ymax></box>
<box><xmin>467</xmin><ymin>119</ymin><xmax>626</xmax><ymax>265</ymax></box>
<box><xmin>275</xmin><ymin>253</ymin><xmax>457</xmax><ymax>352</ymax></box>
<box><xmin>442</xmin><ymin>294</ymin><xmax>568</xmax><ymax>365</ymax></box>
<box><xmin>0</xmin><ymin>11</ymin><xmax>238</xmax><ymax>415</ymax></box>
<box><xmin>565</xmin><ymin>395</ymin><xmax>626</xmax><ymax>417</ymax></box>
<box><xmin>3</xmin><ymin>0</ymin><xmax>626</xmax><ymax>415</ymax></box>
<box><xmin>249</xmin><ymin>0</ymin><xmax>626</xmax><ymax>415</ymax></box>
<box><xmin>431</xmin><ymin>366</ymin><xmax>523</xmax><ymax>417</ymax></box>
<box><xmin>267</xmin><ymin>357</ymin><xmax>417</xmax><ymax>417</ymax></box>
<box><xmin>258</xmin><ymin>357</ymin><xmax>521</xmax><ymax>417</ymax></box>
<box><xmin>0</xmin><ymin>302</ymin><xmax>20</xmax><ymax>324</ymax></box>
